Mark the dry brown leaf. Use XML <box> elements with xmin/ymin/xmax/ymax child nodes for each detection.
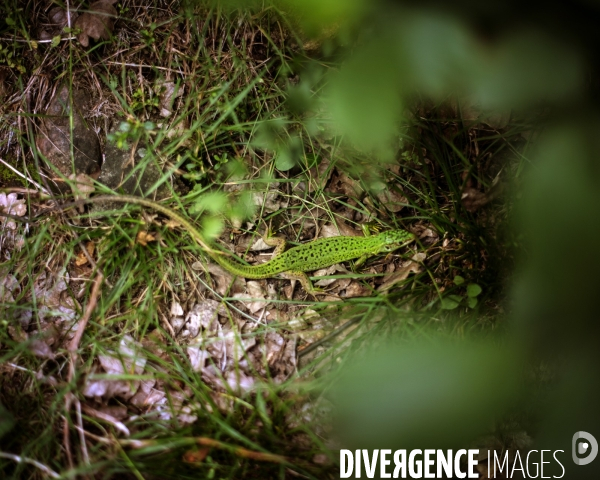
<box><xmin>129</xmin><ymin>379</ymin><xmax>163</xmax><ymax>408</ymax></box>
<box><xmin>313</xmin><ymin>264</ymin><xmax>342</xmax><ymax>288</ymax></box>
<box><xmin>410</xmin><ymin>224</ymin><xmax>439</xmax><ymax>246</ymax></box>
<box><xmin>320</xmin><ymin>222</ymin><xmax>360</xmax><ymax>238</ymax></box>
<box><xmin>251</xmin><ymin>190</ymin><xmax>287</xmax><ymax>213</ymax></box>
<box><xmin>377</xmin><ymin>253</ymin><xmax>425</xmax><ymax>292</ymax></box>
<box><xmin>233</xmin><ymin>280</ymin><xmax>267</xmax><ymax>314</ymax></box>
<box><xmin>28</xmin><ymin>338</ymin><xmax>56</xmax><ymax>359</ymax></box>
<box><xmin>225</xmin><ymin>370</ymin><xmax>255</xmax><ymax>393</ymax></box>
<box><xmin>75</xmin><ymin>241</ymin><xmax>95</xmax><ymax>266</ymax></box>
<box><xmin>48</xmin><ymin>6</ymin><xmax>69</xmax><ymax>26</ymax></box>
<box><xmin>83</xmin><ymin>335</ymin><xmax>147</xmax><ymax>400</ymax></box>
<box><xmin>169</xmin><ymin>302</ymin><xmax>186</xmax><ymax>333</ymax></box>
<box><xmin>0</xmin><ymin>193</ymin><xmax>26</xmax><ymax>255</ymax></box>
<box><xmin>0</xmin><ymin>273</ymin><xmax>19</xmax><ymax>304</ymax></box>
<box><xmin>0</xmin><ymin>193</ymin><xmax>26</xmax><ymax>230</ymax></box>
<box><xmin>330</xmin><ymin>171</ymin><xmax>364</xmax><ymax>198</ymax></box>
<box><xmin>7</xmin><ymin>324</ymin><xmax>26</xmax><ymax>342</ymax></box>
<box><xmin>164</xmin><ymin>218</ymin><xmax>182</xmax><ymax>230</ymax></box>
<box><xmin>136</xmin><ymin>230</ymin><xmax>156</xmax><ymax>246</ymax></box>
<box><xmin>74</xmin><ymin>1</ymin><xmax>117</xmax><ymax>47</ymax></box>
<box><xmin>461</xmin><ymin>187</ymin><xmax>490</xmax><ymax>212</ymax></box>
<box><xmin>376</xmin><ymin>187</ymin><xmax>408</xmax><ymax>213</ymax></box>
<box><xmin>306</xmin><ymin>158</ymin><xmax>333</xmax><ymax>193</ymax></box>
<box><xmin>98</xmin><ymin>405</ymin><xmax>128</xmax><ymax>420</ymax></box>
<box><xmin>155</xmin><ymin>80</ymin><xmax>184</xmax><ymax>118</ymax></box>
<box><xmin>341</xmin><ymin>281</ymin><xmax>370</xmax><ymax>298</ymax></box>
<box><xmin>69</xmin><ymin>173</ymin><xmax>96</xmax><ymax>201</ymax></box>
<box><xmin>206</xmin><ymin>263</ymin><xmax>246</xmax><ymax>296</ymax></box>
<box><xmin>187</xmin><ymin>345</ymin><xmax>211</xmax><ymax>372</ymax></box>
<box><xmin>181</xmin><ymin>300</ymin><xmax>222</xmax><ymax>338</ymax></box>
<box><xmin>170</xmin><ymin>301</ymin><xmax>184</xmax><ymax>317</ymax></box>
<box><xmin>250</xmin><ymin>236</ymin><xmax>275</xmax><ymax>251</ymax></box>
<box><xmin>47</xmin><ymin>6</ymin><xmax>78</xmax><ymax>29</ymax></box>
<box><xmin>81</xmin><ymin>404</ymin><xmax>130</xmax><ymax>436</ymax></box>
<box><xmin>183</xmin><ymin>447</ymin><xmax>211</xmax><ymax>464</ymax></box>
<box><xmin>19</xmin><ymin>269</ymin><xmax>79</xmax><ymax>343</ymax></box>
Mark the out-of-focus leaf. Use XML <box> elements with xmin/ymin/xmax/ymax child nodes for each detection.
<box><xmin>253</xmin><ymin>119</ymin><xmax>302</xmax><ymax>170</ymax></box>
<box><xmin>229</xmin><ymin>191</ymin><xmax>256</xmax><ymax>223</ymax></box>
<box><xmin>332</xmin><ymin>338</ymin><xmax>522</xmax><ymax>449</ymax></box>
<box><xmin>225</xmin><ymin>158</ymin><xmax>248</xmax><ymax>180</ymax></box>
<box><xmin>276</xmin><ymin>0</ymin><xmax>368</xmax><ymax>32</ymax></box>
<box><xmin>202</xmin><ymin>216</ymin><xmax>224</xmax><ymax>240</ymax></box>
<box><xmin>191</xmin><ymin>191</ymin><xmax>229</xmax><ymax>214</ymax></box>
<box><xmin>252</xmin><ymin>118</ymin><xmax>286</xmax><ymax>151</ymax></box>
<box><xmin>0</xmin><ymin>403</ymin><xmax>14</xmax><ymax>439</ymax></box>
<box><xmin>392</xmin><ymin>11</ymin><xmax>478</xmax><ymax>98</ymax></box>
<box><xmin>514</xmin><ymin>120</ymin><xmax>600</xmax><ymax>352</ymax></box>
<box><xmin>277</xmin><ymin>136</ymin><xmax>303</xmax><ymax>171</ymax></box>
<box><xmin>441</xmin><ymin>296</ymin><xmax>461</xmax><ymax>310</ymax></box>
<box><xmin>275</xmin><ymin>148</ymin><xmax>296</xmax><ymax>171</ymax></box>
<box><xmin>467</xmin><ymin>283</ymin><xmax>482</xmax><ymax>297</ymax></box>
<box><xmin>286</xmin><ymin>81</ymin><xmax>313</xmax><ymax>114</ymax></box>
<box><xmin>74</xmin><ymin>0</ymin><xmax>117</xmax><ymax>47</ymax></box>
<box><xmin>328</xmin><ymin>38</ymin><xmax>402</xmax><ymax>158</ymax></box>
<box><xmin>476</xmin><ymin>30</ymin><xmax>584</xmax><ymax>108</ymax></box>
<box><xmin>453</xmin><ymin>275</ymin><xmax>465</xmax><ymax>285</ymax></box>
<box><xmin>511</xmin><ymin>121</ymin><xmax>600</xmax><ymax>477</ymax></box>
<box><xmin>467</xmin><ymin>297</ymin><xmax>478</xmax><ymax>309</ymax></box>
<box><xmin>325</xmin><ymin>8</ymin><xmax>584</xmax><ymax>159</ymax></box>
<box><xmin>326</xmin><ymin>11</ymin><xmax>478</xmax><ymax>157</ymax></box>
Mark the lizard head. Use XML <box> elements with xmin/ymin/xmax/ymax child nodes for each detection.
<box><xmin>378</xmin><ymin>229</ymin><xmax>415</xmax><ymax>252</ymax></box>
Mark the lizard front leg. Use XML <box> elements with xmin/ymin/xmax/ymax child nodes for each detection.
<box><xmin>353</xmin><ymin>254</ymin><xmax>370</xmax><ymax>269</ymax></box>
<box><xmin>262</xmin><ymin>227</ymin><xmax>288</xmax><ymax>257</ymax></box>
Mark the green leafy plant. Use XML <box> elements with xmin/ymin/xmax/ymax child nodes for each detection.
<box><xmin>140</xmin><ymin>22</ymin><xmax>158</xmax><ymax>46</ymax></box>
<box><xmin>0</xmin><ymin>43</ymin><xmax>25</xmax><ymax>73</ymax></box>
<box><xmin>253</xmin><ymin>118</ymin><xmax>304</xmax><ymax>171</ymax></box>
<box><xmin>131</xmin><ymin>86</ymin><xmax>159</xmax><ymax>111</ymax></box>
<box><xmin>441</xmin><ymin>275</ymin><xmax>483</xmax><ymax>309</ymax></box>
<box><xmin>107</xmin><ymin>119</ymin><xmax>155</xmax><ymax>149</ymax></box>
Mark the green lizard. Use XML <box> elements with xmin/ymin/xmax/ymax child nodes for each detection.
<box><xmin>50</xmin><ymin>195</ymin><xmax>415</xmax><ymax>295</ymax></box>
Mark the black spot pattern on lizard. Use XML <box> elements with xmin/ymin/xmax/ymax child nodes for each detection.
<box><xmin>252</xmin><ymin>236</ymin><xmax>383</xmax><ymax>275</ymax></box>
<box><xmin>213</xmin><ymin>230</ymin><xmax>413</xmax><ymax>279</ymax></box>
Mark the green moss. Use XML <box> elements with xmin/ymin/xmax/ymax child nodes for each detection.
<box><xmin>0</xmin><ymin>160</ymin><xmax>25</xmax><ymax>187</ymax></box>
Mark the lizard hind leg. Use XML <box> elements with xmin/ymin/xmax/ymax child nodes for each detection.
<box><xmin>281</xmin><ymin>271</ymin><xmax>325</xmax><ymax>297</ymax></box>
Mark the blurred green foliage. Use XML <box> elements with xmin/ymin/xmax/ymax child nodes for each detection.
<box><xmin>266</xmin><ymin>0</ymin><xmax>600</xmax><ymax>469</ymax></box>
<box><xmin>333</xmin><ymin>338</ymin><xmax>522</xmax><ymax>450</ymax></box>
<box><xmin>0</xmin><ymin>403</ymin><xmax>14</xmax><ymax>440</ymax></box>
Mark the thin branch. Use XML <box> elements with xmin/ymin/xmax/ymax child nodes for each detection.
<box><xmin>63</xmin><ymin>271</ymin><xmax>103</xmax><ymax>470</ymax></box>
<box><xmin>120</xmin><ymin>436</ymin><xmax>290</xmax><ymax>464</ymax></box>
<box><xmin>0</xmin><ymin>157</ymin><xmax>48</xmax><ymax>193</ymax></box>
<box><xmin>69</xmin><ymin>271</ymin><xmax>104</xmax><ymax>371</ymax></box>
<box><xmin>0</xmin><ymin>452</ymin><xmax>60</xmax><ymax>478</ymax></box>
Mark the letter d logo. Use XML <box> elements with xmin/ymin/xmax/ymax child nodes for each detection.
<box><xmin>573</xmin><ymin>431</ymin><xmax>598</xmax><ymax>466</ymax></box>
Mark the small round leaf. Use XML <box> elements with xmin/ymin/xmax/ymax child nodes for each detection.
<box><xmin>467</xmin><ymin>284</ymin><xmax>482</xmax><ymax>297</ymax></box>
<box><xmin>441</xmin><ymin>297</ymin><xmax>460</xmax><ymax>310</ymax></box>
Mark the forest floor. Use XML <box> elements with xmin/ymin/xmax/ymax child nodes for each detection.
<box><xmin>0</xmin><ymin>1</ymin><xmax>532</xmax><ymax>478</ymax></box>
